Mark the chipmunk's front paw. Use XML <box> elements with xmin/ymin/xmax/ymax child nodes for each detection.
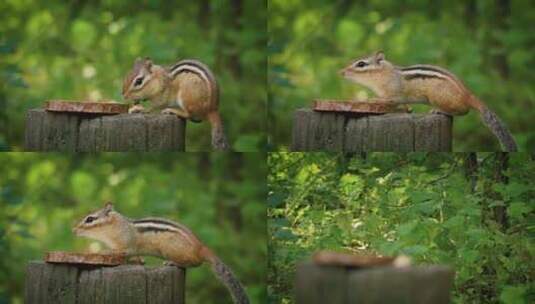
<box><xmin>161</xmin><ymin>108</ymin><xmax>176</xmax><ymax>115</ymax></box>
<box><xmin>129</xmin><ymin>104</ymin><xmax>146</xmax><ymax>114</ymax></box>
<box><xmin>163</xmin><ymin>261</ymin><xmax>183</xmax><ymax>267</ymax></box>
<box><xmin>430</xmin><ymin>109</ymin><xmax>452</xmax><ymax>117</ymax></box>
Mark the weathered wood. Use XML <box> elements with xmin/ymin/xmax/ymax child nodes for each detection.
<box><xmin>295</xmin><ymin>262</ymin><xmax>454</xmax><ymax>304</ymax></box>
<box><xmin>291</xmin><ymin>108</ymin><xmax>452</xmax><ymax>152</ymax></box>
<box><xmin>44</xmin><ymin>252</ymin><xmax>126</xmax><ymax>265</ymax></box>
<box><xmin>313</xmin><ymin>100</ymin><xmax>408</xmax><ymax>114</ymax></box>
<box><xmin>45</xmin><ymin>100</ymin><xmax>129</xmax><ymax>114</ymax></box>
<box><xmin>25</xmin><ymin>261</ymin><xmax>185</xmax><ymax>304</ymax></box>
<box><xmin>25</xmin><ymin>109</ymin><xmax>185</xmax><ymax>151</ymax></box>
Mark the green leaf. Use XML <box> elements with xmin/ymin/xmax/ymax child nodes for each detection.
<box><xmin>499</xmin><ymin>285</ymin><xmax>526</xmax><ymax>304</ymax></box>
<box><xmin>508</xmin><ymin>202</ymin><xmax>532</xmax><ymax>219</ymax></box>
<box><xmin>268</xmin><ymin>192</ymin><xmax>287</xmax><ymax>208</ymax></box>
<box><xmin>270</xmin><ymin>218</ymin><xmax>290</xmax><ymax>229</ymax></box>
<box><xmin>397</xmin><ymin>221</ymin><xmax>418</xmax><ymax>236</ymax></box>
<box><xmin>402</xmin><ymin>245</ymin><xmax>428</xmax><ymax>256</ymax></box>
<box><xmin>274</xmin><ymin>229</ymin><xmax>298</xmax><ymax>241</ymax></box>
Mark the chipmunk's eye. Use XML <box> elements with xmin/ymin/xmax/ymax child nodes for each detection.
<box><xmin>355</xmin><ymin>61</ymin><xmax>367</xmax><ymax>68</ymax></box>
<box><xmin>85</xmin><ymin>216</ymin><xmax>97</xmax><ymax>224</ymax></box>
<box><xmin>134</xmin><ymin>77</ymin><xmax>144</xmax><ymax>87</ymax></box>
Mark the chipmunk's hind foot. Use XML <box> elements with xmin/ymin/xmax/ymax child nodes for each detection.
<box><xmin>430</xmin><ymin>108</ymin><xmax>453</xmax><ymax>117</ymax></box>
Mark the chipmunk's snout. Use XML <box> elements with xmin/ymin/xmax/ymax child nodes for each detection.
<box><xmin>121</xmin><ymin>88</ymin><xmax>129</xmax><ymax>100</ymax></box>
<box><xmin>339</xmin><ymin>67</ymin><xmax>350</xmax><ymax>77</ymax></box>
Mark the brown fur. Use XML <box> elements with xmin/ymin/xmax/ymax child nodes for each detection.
<box><xmin>341</xmin><ymin>51</ymin><xmax>517</xmax><ymax>151</ymax></box>
<box><xmin>122</xmin><ymin>58</ymin><xmax>229</xmax><ymax>150</ymax></box>
<box><xmin>74</xmin><ymin>203</ymin><xmax>249</xmax><ymax>303</ymax></box>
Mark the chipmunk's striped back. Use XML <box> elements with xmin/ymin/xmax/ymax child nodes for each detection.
<box><xmin>169</xmin><ymin>59</ymin><xmax>219</xmax><ymax>104</ymax></box>
<box><xmin>399</xmin><ymin>65</ymin><xmax>466</xmax><ymax>92</ymax></box>
<box><xmin>133</xmin><ymin>217</ymin><xmax>198</xmax><ymax>243</ymax></box>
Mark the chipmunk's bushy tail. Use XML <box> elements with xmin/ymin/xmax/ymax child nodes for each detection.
<box><xmin>203</xmin><ymin>249</ymin><xmax>249</xmax><ymax>304</ymax></box>
<box><xmin>468</xmin><ymin>95</ymin><xmax>518</xmax><ymax>152</ymax></box>
<box><xmin>207</xmin><ymin>111</ymin><xmax>230</xmax><ymax>151</ymax></box>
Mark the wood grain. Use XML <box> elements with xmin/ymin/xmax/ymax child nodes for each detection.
<box><xmin>295</xmin><ymin>262</ymin><xmax>454</xmax><ymax>304</ymax></box>
<box><xmin>312</xmin><ymin>99</ymin><xmax>408</xmax><ymax>114</ymax></box>
<box><xmin>25</xmin><ymin>261</ymin><xmax>185</xmax><ymax>304</ymax></box>
<box><xmin>25</xmin><ymin>109</ymin><xmax>186</xmax><ymax>151</ymax></box>
<box><xmin>44</xmin><ymin>251</ymin><xmax>126</xmax><ymax>265</ymax></box>
<box><xmin>292</xmin><ymin>109</ymin><xmax>452</xmax><ymax>152</ymax></box>
<box><xmin>44</xmin><ymin>100</ymin><xmax>129</xmax><ymax>114</ymax></box>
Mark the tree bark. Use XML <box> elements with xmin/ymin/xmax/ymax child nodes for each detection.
<box><xmin>295</xmin><ymin>262</ymin><xmax>454</xmax><ymax>304</ymax></box>
<box><xmin>463</xmin><ymin>153</ymin><xmax>479</xmax><ymax>193</ymax></box>
<box><xmin>492</xmin><ymin>152</ymin><xmax>509</xmax><ymax>229</ymax></box>
<box><xmin>292</xmin><ymin>110</ymin><xmax>452</xmax><ymax>152</ymax></box>
<box><xmin>464</xmin><ymin>0</ymin><xmax>478</xmax><ymax>30</ymax></box>
<box><xmin>493</xmin><ymin>0</ymin><xmax>511</xmax><ymax>78</ymax></box>
<box><xmin>229</xmin><ymin>0</ymin><xmax>243</xmax><ymax>78</ymax></box>
<box><xmin>25</xmin><ymin>262</ymin><xmax>185</xmax><ymax>304</ymax></box>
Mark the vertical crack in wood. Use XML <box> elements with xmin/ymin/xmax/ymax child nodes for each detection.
<box><xmin>74</xmin><ymin>267</ymin><xmax>82</xmax><ymax>303</ymax></box>
<box><xmin>342</xmin><ymin>115</ymin><xmax>352</xmax><ymax>152</ymax></box>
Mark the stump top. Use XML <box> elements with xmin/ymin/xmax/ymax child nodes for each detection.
<box><xmin>45</xmin><ymin>100</ymin><xmax>129</xmax><ymax>114</ymax></box>
<box><xmin>44</xmin><ymin>251</ymin><xmax>126</xmax><ymax>265</ymax></box>
<box><xmin>312</xmin><ymin>251</ymin><xmax>397</xmax><ymax>268</ymax></box>
<box><xmin>312</xmin><ymin>99</ymin><xmax>408</xmax><ymax>114</ymax></box>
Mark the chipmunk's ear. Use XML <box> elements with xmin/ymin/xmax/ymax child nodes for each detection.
<box><xmin>144</xmin><ymin>57</ymin><xmax>153</xmax><ymax>72</ymax></box>
<box><xmin>375</xmin><ymin>50</ymin><xmax>385</xmax><ymax>63</ymax></box>
<box><xmin>103</xmin><ymin>202</ymin><xmax>114</xmax><ymax>214</ymax></box>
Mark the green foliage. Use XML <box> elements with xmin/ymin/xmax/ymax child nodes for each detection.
<box><xmin>0</xmin><ymin>0</ymin><xmax>266</xmax><ymax>151</ymax></box>
<box><xmin>0</xmin><ymin>153</ymin><xmax>267</xmax><ymax>303</ymax></box>
<box><xmin>268</xmin><ymin>0</ymin><xmax>535</xmax><ymax>151</ymax></box>
<box><xmin>268</xmin><ymin>152</ymin><xmax>534</xmax><ymax>303</ymax></box>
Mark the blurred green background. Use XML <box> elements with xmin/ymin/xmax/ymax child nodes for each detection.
<box><xmin>0</xmin><ymin>153</ymin><xmax>266</xmax><ymax>304</ymax></box>
<box><xmin>268</xmin><ymin>0</ymin><xmax>535</xmax><ymax>151</ymax></box>
<box><xmin>268</xmin><ymin>152</ymin><xmax>534</xmax><ymax>303</ymax></box>
<box><xmin>0</xmin><ymin>0</ymin><xmax>266</xmax><ymax>151</ymax></box>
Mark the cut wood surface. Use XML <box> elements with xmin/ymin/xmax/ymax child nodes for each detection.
<box><xmin>313</xmin><ymin>99</ymin><xmax>408</xmax><ymax>114</ymax></box>
<box><xmin>25</xmin><ymin>109</ymin><xmax>185</xmax><ymax>151</ymax></box>
<box><xmin>25</xmin><ymin>261</ymin><xmax>185</xmax><ymax>304</ymax></box>
<box><xmin>313</xmin><ymin>251</ymin><xmax>396</xmax><ymax>268</ymax></box>
<box><xmin>295</xmin><ymin>262</ymin><xmax>454</xmax><ymax>304</ymax></box>
<box><xmin>45</xmin><ymin>100</ymin><xmax>129</xmax><ymax>114</ymax></box>
<box><xmin>44</xmin><ymin>251</ymin><xmax>126</xmax><ymax>266</ymax></box>
<box><xmin>292</xmin><ymin>108</ymin><xmax>452</xmax><ymax>152</ymax></box>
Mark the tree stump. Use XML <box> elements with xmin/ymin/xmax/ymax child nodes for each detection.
<box><xmin>295</xmin><ymin>262</ymin><xmax>454</xmax><ymax>304</ymax></box>
<box><xmin>25</xmin><ymin>261</ymin><xmax>185</xmax><ymax>304</ymax></box>
<box><xmin>291</xmin><ymin>109</ymin><xmax>452</xmax><ymax>152</ymax></box>
<box><xmin>24</xmin><ymin>109</ymin><xmax>186</xmax><ymax>151</ymax></box>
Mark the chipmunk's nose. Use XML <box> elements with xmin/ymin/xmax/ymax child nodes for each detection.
<box><xmin>338</xmin><ymin>68</ymin><xmax>347</xmax><ymax>76</ymax></box>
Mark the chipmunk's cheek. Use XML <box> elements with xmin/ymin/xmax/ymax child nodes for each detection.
<box><xmin>122</xmin><ymin>92</ymin><xmax>131</xmax><ymax>101</ymax></box>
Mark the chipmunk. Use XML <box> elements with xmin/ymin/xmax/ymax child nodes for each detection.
<box><xmin>340</xmin><ymin>51</ymin><xmax>518</xmax><ymax>151</ymax></box>
<box><xmin>73</xmin><ymin>202</ymin><xmax>249</xmax><ymax>304</ymax></box>
<box><xmin>122</xmin><ymin>58</ymin><xmax>230</xmax><ymax>150</ymax></box>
